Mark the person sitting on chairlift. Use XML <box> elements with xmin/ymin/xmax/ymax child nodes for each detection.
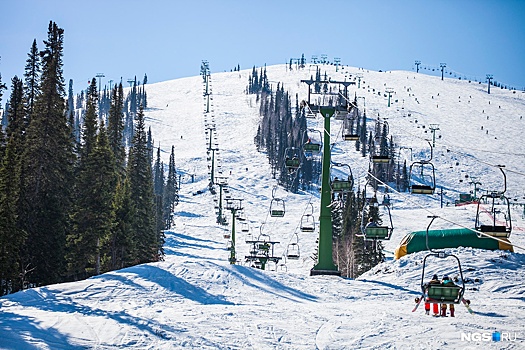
<box><xmin>440</xmin><ymin>275</ymin><xmax>457</xmax><ymax>317</ymax></box>
<box><xmin>423</xmin><ymin>274</ymin><xmax>441</xmax><ymax>316</ymax></box>
<box><xmin>365</xmin><ymin>217</ymin><xmax>378</xmax><ymax>228</ymax></box>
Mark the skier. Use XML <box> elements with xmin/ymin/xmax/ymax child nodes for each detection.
<box><xmin>440</xmin><ymin>275</ymin><xmax>456</xmax><ymax>317</ymax></box>
<box><xmin>423</xmin><ymin>274</ymin><xmax>441</xmax><ymax>316</ymax></box>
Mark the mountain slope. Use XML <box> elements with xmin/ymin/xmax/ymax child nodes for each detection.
<box><xmin>1</xmin><ymin>64</ymin><xmax>524</xmax><ymax>349</ymax></box>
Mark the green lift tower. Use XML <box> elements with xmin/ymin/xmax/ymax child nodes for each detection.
<box><xmin>311</xmin><ymin>106</ymin><xmax>341</xmax><ymax>276</ymax></box>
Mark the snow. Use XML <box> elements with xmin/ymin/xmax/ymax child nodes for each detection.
<box><xmin>1</xmin><ymin>64</ymin><xmax>524</xmax><ymax>349</ymax></box>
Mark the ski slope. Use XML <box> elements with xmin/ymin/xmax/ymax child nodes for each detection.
<box><xmin>1</xmin><ymin>64</ymin><xmax>524</xmax><ymax>349</ymax></box>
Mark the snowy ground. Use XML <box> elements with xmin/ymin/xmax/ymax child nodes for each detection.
<box><xmin>1</xmin><ymin>64</ymin><xmax>524</xmax><ymax>349</ymax></box>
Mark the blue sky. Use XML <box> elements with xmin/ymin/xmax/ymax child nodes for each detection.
<box><xmin>1</xmin><ymin>0</ymin><xmax>524</xmax><ymax>96</ymax></box>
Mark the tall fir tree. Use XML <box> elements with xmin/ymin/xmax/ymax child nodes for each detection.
<box><xmin>163</xmin><ymin>145</ymin><xmax>178</xmax><ymax>229</ymax></box>
<box><xmin>67</xmin><ymin>79</ymin><xmax>117</xmax><ymax>280</ymax></box>
<box><xmin>127</xmin><ymin>104</ymin><xmax>158</xmax><ymax>263</ymax></box>
<box><xmin>23</xmin><ymin>39</ymin><xmax>41</xmax><ymax>122</ymax></box>
<box><xmin>109</xmin><ymin>177</ymin><xmax>135</xmax><ymax>270</ymax></box>
<box><xmin>108</xmin><ymin>82</ymin><xmax>126</xmax><ymax>173</ymax></box>
<box><xmin>0</xmin><ymin>77</ymin><xmax>27</xmax><ymax>295</ymax></box>
<box><xmin>18</xmin><ymin>21</ymin><xmax>73</xmax><ymax>287</ymax></box>
<box><xmin>80</xmin><ymin>78</ymin><xmax>98</xmax><ymax>161</ymax></box>
<box><xmin>153</xmin><ymin>147</ymin><xmax>165</xmax><ymax>257</ymax></box>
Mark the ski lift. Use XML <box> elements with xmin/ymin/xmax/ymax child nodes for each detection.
<box><xmin>334</xmin><ymin>107</ymin><xmax>348</xmax><ymax>120</ymax></box>
<box><xmin>330</xmin><ymin>162</ymin><xmax>354</xmax><ymax>193</ymax></box>
<box><xmin>286</xmin><ymin>234</ymin><xmax>300</xmax><ymax>260</ymax></box>
<box><xmin>286</xmin><ymin>243</ymin><xmax>300</xmax><ymax>260</ymax></box>
<box><xmin>300</xmin><ymin>203</ymin><xmax>316</xmax><ymax>232</ymax></box>
<box><xmin>236</xmin><ymin>211</ymin><xmax>247</xmax><ymax>222</ymax></box>
<box><xmin>284</xmin><ymin>147</ymin><xmax>301</xmax><ymax>171</ymax></box>
<box><xmin>240</xmin><ymin>222</ymin><xmax>250</xmax><ymax>233</ymax></box>
<box><xmin>300</xmin><ymin>214</ymin><xmax>316</xmax><ymax>233</ymax></box>
<box><xmin>270</xmin><ymin>198</ymin><xmax>285</xmax><ymax>217</ymax></box>
<box><xmin>370</xmin><ymin>120</ymin><xmax>391</xmax><ymax>163</ymax></box>
<box><xmin>419</xmin><ymin>216</ymin><xmax>466</xmax><ymax>305</ymax></box>
<box><xmin>409</xmin><ymin>141</ymin><xmax>436</xmax><ymax>194</ymax></box>
<box><xmin>475</xmin><ymin>165</ymin><xmax>512</xmax><ymax>238</ymax></box>
<box><xmin>342</xmin><ymin>107</ymin><xmax>359</xmax><ymax>141</ymax></box>
<box><xmin>358</xmin><ymin>180</ymin><xmax>393</xmax><ymax>240</ymax></box>
<box><xmin>334</xmin><ymin>93</ymin><xmax>350</xmax><ymax>120</ymax></box>
<box><xmin>302</xmin><ymin>129</ymin><xmax>323</xmax><ymax>157</ymax></box>
<box><xmin>300</xmin><ymin>100</ymin><xmax>317</xmax><ymax>118</ymax></box>
<box><xmin>278</xmin><ymin>263</ymin><xmax>288</xmax><ymax>272</ymax></box>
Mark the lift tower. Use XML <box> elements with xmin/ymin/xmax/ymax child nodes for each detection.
<box><xmin>311</xmin><ymin>106</ymin><xmax>341</xmax><ymax>276</ymax></box>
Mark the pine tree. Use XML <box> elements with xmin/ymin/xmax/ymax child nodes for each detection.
<box><xmin>80</xmin><ymin>78</ymin><xmax>98</xmax><ymax>161</ymax></box>
<box><xmin>127</xmin><ymin>104</ymin><xmax>158</xmax><ymax>263</ymax></box>
<box><xmin>163</xmin><ymin>145</ymin><xmax>178</xmax><ymax>229</ymax></box>
<box><xmin>23</xmin><ymin>39</ymin><xmax>41</xmax><ymax>121</ymax></box>
<box><xmin>19</xmin><ymin>21</ymin><xmax>73</xmax><ymax>286</ymax></box>
<box><xmin>402</xmin><ymin>160</ymin><xmax>409</xmax><ymax>191</ymax></box>
<box><xmin>67</xmin><ymin>75</ymin><xmax>116</xmax><ymax>280</ymax></box>
<box><xmin>0</xmin><ymin>77</ymin><xmax>27</xmax><ymax>295</ymax></box>
<box><xmin>147</xmin><ymin>127</ymin><xmax>153</xmax><ymax>164</ymax></box>
<box><xmin>89</xmin><ymin>124</ymin><xmax>118</xmax><ymax>274</ymax></box>
<box><xmin>153</xmin><ymin>146</ymin><xmax>165</xmax><ymax>257</ymax></box>
<box><xmin>109</xmin><ymin>177</ymin><xmax>135</xmax><ymax>270</ymax></box>
<box><xmin>360</xmin><ymin>111</ymin><xmax>367</xmax><ymax>157</ymax></box>
<box><xmin>108</xmin><ymin>82</ymin><xmax>126</xmax><ymax>172</ymax></box>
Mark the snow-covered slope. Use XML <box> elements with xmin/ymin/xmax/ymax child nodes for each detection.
<box><xmin>1</xmin><ymin>64</ymin><xmax>524</xmax><ymax>349</ymax></box>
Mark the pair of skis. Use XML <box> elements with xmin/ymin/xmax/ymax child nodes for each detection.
<box><xmin>412</xmin><ymin>295</ymin><xmax>473</xmax><ymax>314</ymax></box>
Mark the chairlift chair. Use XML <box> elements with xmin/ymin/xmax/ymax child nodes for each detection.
<box><xmin>284</xmin><ymin>147</ymin><xmax>301</xmax><ymax>170</ymax></box>
<box><xmin>475</xmin><ymin>166</ymin><xmax>512</xmax><ymax>238</ymax></box>
<box><xmin>236</xmin><ymin>211</ymin><xmax>247</xmax><ymax>222</ymax></box>
<box><xmin>334</xmin><ymin>104</ymin><xmax>349</xmax><ymax>120</ymax></box>
<box><xmin>300</xmin><ymin>214</ymin><xmax>316</xmax><ymax>232</ymax></box>
<box><xmin>286</xmin><ymin>243</ymin><xmax>300</xmax><ymax>260</ymax></box>
<box><xmin>409</xmin><ymin>142</ymin><xmax>436</xmax><ymax>195</ymax></box>
<box><xmin>330</xmin><ymin>163</ymin><xmax>354</xmax><ymax>193</ymax></box>
<box><xmin>419</xmin><ymin>216</ymin><xmax>466</xmax><ymax>305</ymax></box>
<box><xmin>240</xmin><ymin>222</ymin><xmax>250</xmax><ymax>233</ymax></box>
<box><xmin>359</xmin><ymin>184</ymin><xmax>394</xmax><ymax>240</ymax></box>
<box><xmin>420</xmin><ymin>252</ymin><xmax>466</xmax><ymax>304</ymax></box>
<box><xmin>342</xmin><ymin>108</ymin><xmax>359</xmax><ymax>141</ymax></box>
<box><xmin>269</xmin><ymin>198</ymin><xmax>285</xmax><ymax>217</ymax></box>
<box><xmin>302</xmin><ymin>129</ymin><xmax>323</xmax><ymax>157</ymax></box>
<box><xmin>370</xmin><ymin>119</ymin><xmax>392</xmax><ymax>163</ymax></box>
<box><xmin>306</xmin><ymin>103</ymin><xmax>319</xmax><ymax>118</ymax></box>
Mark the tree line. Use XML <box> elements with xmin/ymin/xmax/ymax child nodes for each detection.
<box><xmin>250</xmin><ymin>68</ymin><xmax>321</xmax><ymax>193</ymax></box>
<box><xmin>0</xmin><ymin>21</ymin><xmax>178</xmax><ymax>296</ymax></box>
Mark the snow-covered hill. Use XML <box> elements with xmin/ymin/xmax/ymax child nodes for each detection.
<box><xmin>1</xmin><ymin>64</ymin><xmax>524</xmax><ymax>349</ymax></box>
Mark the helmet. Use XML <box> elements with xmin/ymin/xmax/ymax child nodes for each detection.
<box><xmin>443</xmin><ymin>275</ymin><xmax>450</xmax><ymax>280</ymax></box>
<box><xmin>432</xmin><ymin>274</ymin><xmax>438</xmax><ymax>280</ymax></box>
